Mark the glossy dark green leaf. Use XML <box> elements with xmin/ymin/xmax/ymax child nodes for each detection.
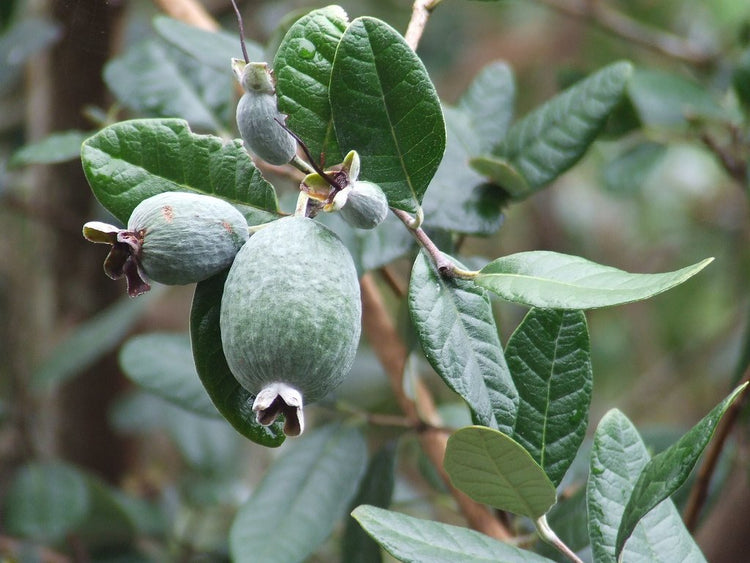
<box><xmin>506</xmin><ymin>308</ymin><xmax>592</xmax><ymax>486</ymax></box>
<box><xmin>457</xmin><ymin>60</ymin><xmax>515</xmax><ymax>152</ymax></box>
<box><xmin>274</xmin><ymin>5</ymin><xmax>348</xmax><ymax>164</ymax></box>
<box><xmin>81</xmin><ymin>118</ymin><xmax>279</xmax><ymax>225</ymax></box>
<box><xmin>104</xmin><ymin>40</ymin><xmax>233</xmax><ymax>132</ymax></box>
<box><xmin>628</xmin><ymin>68</ymin><xmax>732</xmax><ymax>129</ymax></box>
<box><xmin>422</xmin><ymin>107</ymin><xmax>505</xmax><ymax>235</ymax></box>
<box><xmin>118</xmin><ymin>332</ymin><xmax>219</xmax><ymax>418</ymax></box>
<box><xmin>494</xmin><ymin>61</ymin><xmax>632</xmax><ymax>193</ymax></box>
<box><xmin>153</xmin><ymin>16</ymin><xmax>261</xmax><ymax>72</ymax></box>
<box><xmin>469</xmin><ymin>154</ymin><xmax>529</xmax><ymax>198</ymax></box>
<box><xmin>444</xmin><ymin>426</ymin><xmax>556</xmax><ymax>518</ymax></box>
<box><xmin>31</xmin><ymin>292</ymin><xmax>155</xmax><ymax>389</ymax></box>
<box><xmin>352</xmin><ymin>505</ymin><xmax>554</xmax><ymax>563</ymax></box>
<box><xmin>343</xmin><ymin>442</ymin><xmax>397</xmax><ymax>563</ymax></box>
<box><xmin>615</xmin><ymin>384</ymin><xmax>748</xmax><ymax>557</ymax></box>
<box><xmin>190</xmin><ymin>269</ymin><xmax>285</xmax><ymax>447</ymax></box>
<box><xmin>5</xmin><ymin>462</ymin><xmax>90</xmax><ymax>543</ymax></box>
<box><xmin>330</xmin><ymin>17</ymin><xmax>446</xmax><ymax>213</ymax></box>
<box><xmin>588</xmin><ymin>409</ymin><xmax>706</xmax><ymax>563</ymax></box>
<box><xmin>409</xmin><ymin>252</ymin><xmax>517</xmax><ymax>433</ymax></box>
<box><xmin>475</xmin><ymin>251</ymin><xmax>713</xmax><ymax>310</ymax></box>
<box><xmin>9</xmin><ymin>130</ymin><xmax>90</xmax><ymax>167</ymax></box>
<box><xmin>230</xmin><ymin>424</ymin><xmax>368</xmax><ymax>563</ymax></box>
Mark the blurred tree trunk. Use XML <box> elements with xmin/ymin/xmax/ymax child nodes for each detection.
<box><xmin>5</xmin><ymin>0</ymin><xmax>128</xmax><ymax>482</ymax></box>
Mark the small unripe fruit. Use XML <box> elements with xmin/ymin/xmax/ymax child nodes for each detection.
<box><xmin>127</xmin><ymin>192</ymin><xmax>249</xmax><ymax>285</ymax></box>
<box><xmin>83</xmin><ymin>191</ymin><xmax>249</xmax><ymax>296</ymax></box>
<box><xmin>219</xmin><ymin>216</ymin><xmax>361</xmax><ymax>436</ymax></box>
<box><xmin>333</xmin><ymin>180</ymin><xmax>389</xmax><ymax>229</ymax></box>
<box><xmin>233</xmin><ymin>60</ymin><xmax>296</xmax><ymax>165</ymax></box>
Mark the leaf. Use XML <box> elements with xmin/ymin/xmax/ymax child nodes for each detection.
<box><xmin>81</xmin><ymin>118</ymin><xmax>279</xmax><ymax>225</ymax></box>
<box><xmin>343</xmin><ymin>442</ymin><xmax>397</xmax><ymax>563</ymax></box>
<box><xmin>153</xmin><ymin>16</ymin><xmax>262</xmax><ymax>72</ymax></box>
<box><xmin>494</xmin><ymin>61</ymin><xmax>632</xmax><ymax>193</ymax></box>
<box><xmin>31</xmin><ymin>292</ymin><xmax>155</xmax><ymax>389</ymax></box>
<box><xmin>9</xmin><ymin>130</ymin><xmax>90</xmax><ymax>167</ymax></box>
<box><xmin>190</xmin><ymin>269</ymin><xmax>285</xmax><ymax>447</ymax></box>
<box><xmin>615</xmin><ymin>383</ymin><xmax>748</xmax><ymax>557</ymax></box>
<box><xmin>76</xmin><ymin>476</ymin><xmax>137</xmax><ymax>550</ymax></box>
<box><xmin>118</xmin><ymin>332</ymin><xmax>219</xmax><ymax>418</ymax></box>
<box><xmin>469</xmin><ymin>154</ymin><xmax>530</xmax><ymax>198</ymax></box>
<box><xmin>273</xmin><ymin>5</ymin><xmax>348</xmax><ymax>164</ymax></box>
<box><xmin>628</xmin><ymin>67</ymin><xmax>733</xmax><ymax>129</ymax></box>
<box><xmin>408</xmin><ymin>252</ymin><xmax>517</xmax><ymax>433</ymax></box>
<box><xmin>506</xmin><ymin>308</ymin><xmax>592</xmax><ymax>486</ymax></box>
<box><xmin>230</xmin><ymin>424</ymin><xmax>368</xmax><ymax>563</ymax></box>
<box><xmin>457</xmin><ymin>60</ymin><xmax>516</xmax><ymax>153</ymax></box>
<box><xmin>475</xmin><ymin>251</ymin><xmax>713</xmax><ymax>310</ymax></box>
<box><xmin>5</xmin><ymin>462</ymin><xmax>90</xmax><ymax>543</ymax></box>
<box><xmin>104</xmin><ymin>40</ymin><xmax>232</xmax><ymax>132</ymax></box>
<box><xmin>588</xmin><ymin>409</ymin><xmax>706</xmax><ymax>563</ymax></box>
<box><xmin>421</xmin><ymin>107</ymin><xmax>506</xmax><ymax>235</ymax></box>
<box><xmin>444</xmin><ymin>426</ymin><xmax>557</xmax><ymax>518</ymax></box>
<box><xmin>330</xmin><ymin>16</ymin><xmax>446</xmax><ymax>213</ymax></box>
<box><xmin>352</xmin><ymin>505</ymin><xmax>555</xmax><ymax>563</ymax></box>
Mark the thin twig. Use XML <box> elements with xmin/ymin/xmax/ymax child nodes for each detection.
<box><xmin>229</xmin><ymin>0</ymin><xmax>249</xmax><ymax>63</ymax></box>
<box><xmin>683</xmin><ymin>371</ymin><xmax>750</xmax><ymax>530</ymax></box>
<box><xmin>379</xmin><ymin>265</ymin><xmax>408</xmax><ymax>298</ymax></box>
<box><xmin>404</xmin><ymin>0</ymin><xmax>443</xmax><ymax>51</ymax></box>
<box><xmin>533</xmin><ymin>0</ymin><xmax>718</xmax><ymax>67</ymax></box>
<box><xmin>700</xmin><ymin>131</ymin><xmax>748</xmax><ymax>187</ymax></box>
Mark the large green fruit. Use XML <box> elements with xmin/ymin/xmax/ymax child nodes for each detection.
<box><xmin>219</xmin><ymin>216</ymin><xmax>361</xmax><ymax>436</ymax></box>
<box><xmin>127</xmin><ymin>192</ymin><xmax>249</xmax><ymax>285</ymax></box>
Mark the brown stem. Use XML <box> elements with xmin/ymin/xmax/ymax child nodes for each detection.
<box><xmin>360</xmin><ymin>274</ymin><xmax>511</xmax><ymax>540</ymax></box>
<box><xmin>404</xmin><ymin>0</ymin><xmax>442</xmax><ymax>51</ymax></box>
<box><xmin>379</xmin><ymin>265</ymin><xmax>408</xmax><ymax>298</ymax></box>
<box><xmin>533</xmin><ymin>0</ymin><xmax>717</xmax><ymax>67</ymax></box>
<box><xmin>683</xmin><ymin>371</ymin><xmax>750</xmax><ymax>530</ymax></box>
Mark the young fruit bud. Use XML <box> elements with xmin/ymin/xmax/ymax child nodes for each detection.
<box><xmin>232</xmin><ymin>59</ymin><xmax>296</xmax><ymax>165</ymax></box>
<box><xmin>332</xmin><ymin>180</ymin><xmax>389</xmax><ymax>229</ymax></box>
<box><xmin>219</xmin><ymin>216</ymin><xmax>361</xmax><ymax>436</ymax></box>
<box><xmin>83</xmin><ymin>192</ymin><xmax>249</xmax><ymax>297</ymax></box>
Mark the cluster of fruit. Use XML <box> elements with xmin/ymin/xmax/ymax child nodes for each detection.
<box><xmin>82</xmin><ymin>58</ymin><xmax>391</xmax><ymax>436</ymax></box>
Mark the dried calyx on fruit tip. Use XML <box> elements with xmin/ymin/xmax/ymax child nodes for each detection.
<box><xmin>232</xmin><ymin>59</ymin><xmax>296</xmax><ymax>166</ymax></box>
<box><xmin>83</xmin><ymin>192</ymin><xmax>249</xmax><ymax>297</ymax></box>
<box><xmin>253</xmin><ymin>383</ymin><xmax>304</xmax><ymax>436</ymax></box>
<box><xmin>302</xmin><ymin>150</ymin><xmax>389</xmax><ymax>229</ymax></box>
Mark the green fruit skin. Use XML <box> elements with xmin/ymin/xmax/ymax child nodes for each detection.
<box><xmin>340</xmin><ymin>181</ymin><xmax>389</xmax><ymax>229</ymax></box>
<box><xmin>236</xmin><ymin>92</ymin><xmax>296</xmax><ymax>165</ymax></box>
<box><xmin>128</xmin><ymin>192</ymin><xmax>249</xmax><ymax>285</ymax></box>
<box><xmin>220</xmin><ymin>216</ymin><xmax>361</xmax><ymax>403</ymax></box>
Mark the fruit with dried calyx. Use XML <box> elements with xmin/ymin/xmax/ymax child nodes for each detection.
<box><xmin>83</xmin><ymin>191</ymin><xmax>249</xmax><ymax>297</ymax></box>
<box><xmin>219</xmin><ymin>216</ymin><xmax>361</xmax><ymax>436</ymax></box>
<box><xmin>233</xmin><ymin>59</ymin><xmax>296</xmax><ymax>165</ymax></box>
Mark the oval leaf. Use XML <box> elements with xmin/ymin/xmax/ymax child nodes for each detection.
<box><xmin>153</xmin><ymin>16</ymin><xmax>262</xmax><ymax>72</ymax></box>
<box><xmin>118</xmin><ymin>332</ymin><xmax>218</xmax><ymax>418</ymax></box>
<box><xmin>352</xmin><ymin>505</ymin><xmax>554</xmax><ymax>563</ymax></box>
<box><xmin>274</xmin><ymin>5</ymin><xmax>348</xmax><ymax>164</ymax></box>
<box><xmin>494</xmin><ymin>61</ymin><xmax>632</xmax><ymax>193</ymax></box>
<box><xmin>615</xmin><ymin>383</ymin><xmax>748</xmax><ymax>557</ymax></box>
<box><xmin>190</xmin><ymin>269</ymin><xmax>285</xmax><ymax>447</ymax></box>
<box><xmin>475</xmin><ymin>251</ymin><xmax>713</xmax><ymax>310</ymax></box>
<box><xmin>230</xmin><ymin>424</ymin><xmax>368</xmax><ymax>563</ymax></box>
<box><xmin>10</xmin><ymin>130</ymin><xmax>90</xmax><ymax>167</ymax></box>
<box><xmin>330</xmin><ymin>16</ymin><xmax>446</xmax><ymax>212</ymax></box>
<box><xmin>422</xmin><ymin>107</ymin><xmax>506</xmax><ymax>235</ymax></box>
<box><xmin>81</xmin><ymin>118</ymin><xmax>279</xmax><ymax>225</ymax></box>
<box><xmin>444</xmin><ymin>426</ymin><xmax>556</xmax><ymax>519</ymax></box>
<box><xmin>409</xmin><ymin>252</ymin><xmax>517</xmax><ymax>433</ymax></box>
<box><xmin>5</xmin><ymin>462</ymin><xmax>90</xmax><ymax>543</ymax></box>
<box><xmin>588</xmin><ymin>409</ymin><xmax>706</xmax><ymax>563</ymax></box>
<box><xmin>104</xmin><ymin>40</ymin><xmax>232</xmax><ymax>132</ymax></box>
<box><xmin>506</xmin><ymin>308</ymin><xmax>592</xmax><ymax>486</ymax></box>
<box><xmin>457</xmin><ymin>60</ymin><xmax>516</xmax><ymax>153</ymax></box>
